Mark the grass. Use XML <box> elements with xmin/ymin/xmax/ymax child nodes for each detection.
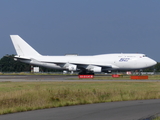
<box><xmin>153</xmin><ymin>117</ymin><xmax>160</xmax><ymax>120</ymax></box>
<box><xmin>0</xmin><ymin>81</ymin><xmax>160</xmax><ymax>114</ymax></box>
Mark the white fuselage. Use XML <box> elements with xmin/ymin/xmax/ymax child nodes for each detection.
<box><xmin>18</xmin><ymin>53</ymin><xmax>157</xmax><ymax>71</ymax></box>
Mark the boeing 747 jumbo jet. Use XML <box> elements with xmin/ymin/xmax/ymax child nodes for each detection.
<box><xmin>10</xmin><ymin>35</ymin><xmax>157</xmax><ymax>75</ymax></box>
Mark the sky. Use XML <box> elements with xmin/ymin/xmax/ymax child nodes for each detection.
<box><xmin>0</xmin><ymin>0</ymin><xmax>160</xmax><ymax>61</ymax></box>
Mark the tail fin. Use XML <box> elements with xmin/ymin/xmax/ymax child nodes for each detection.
<box><xmin>10</xmin><ymin>35</ymin><xmax>41</xmax><ymax>56</ymax></box>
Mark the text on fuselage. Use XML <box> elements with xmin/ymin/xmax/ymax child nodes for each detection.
<box><xmin>119</xmin><ymin>58</ymin><xmax>130</xmax><ymax>62</ymax></box>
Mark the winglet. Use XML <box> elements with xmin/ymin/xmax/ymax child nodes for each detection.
<box><xmin>10</xmin><ymin>35</ymin><xmax>41</xmax><ymax>56</ymax></box>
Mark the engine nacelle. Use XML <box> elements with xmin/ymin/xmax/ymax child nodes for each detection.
<box><xmin>64</xmin><ymin>63</ymin><xmax>77</xmax><ymax>71</ymax></box>
<box><xmin>88</xmin><ymin>66</ymin><xmax>102</xmax><ymax>72</ymax></box>
<box><xmin>68</xmin><ymin>64</ymin><xmax>77</xmax><ymax>71</ymax></box>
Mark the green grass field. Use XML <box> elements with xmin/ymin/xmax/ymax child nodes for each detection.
<box><xmin>0</xmin><ymin>81</ymin><xmax>160</xmax><ymax>114</ymax></box>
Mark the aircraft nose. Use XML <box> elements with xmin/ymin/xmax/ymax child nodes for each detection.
<box><xmin>147</xmin><ymin>58</ymin><xmax>157</xmax><ymax>67</ymax></box>
<box><xmin>152</xmin><ymin>60</ymin><xmax>157</xmax><ymax>66</ymax></box>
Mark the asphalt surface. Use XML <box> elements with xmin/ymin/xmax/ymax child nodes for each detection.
<box><xmin>0</xmin><ymin>75</ymin><xmax>159</xmax><ymax>82</ymax></box>
<box><xmin>0</xmin><ymin>99</ymin><xmax>160</xmax><ymax>120</ymax></box>
<box><xmin>0</xmin><ymin>75</ymin><xmax>159</xmax><ymax>120</ymax></box>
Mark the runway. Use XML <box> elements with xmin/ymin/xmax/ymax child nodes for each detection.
<box><xmin>0</xmin><ymin>99</ymin><xmax>159</xmax><ymax>120</ymax></box>
<box><xmin>0</xmin><ymin>75</ymin><xmax>159</xmax><ymax>120</ymax></box>
<box><xmin>0</xmin><ymin>75</ymin><xmax>159</xmax><ymax>82</ymax></box>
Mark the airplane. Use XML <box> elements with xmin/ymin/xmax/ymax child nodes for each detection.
<box><xmin>10</xmin><ymin>35</ymin><xmax>157</xmax><ymax>75</ymax></box>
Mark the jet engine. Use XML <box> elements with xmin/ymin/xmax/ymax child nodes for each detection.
<box><xmin>88</xmin><ymin>66</ymin><xmax>102</xmax><ymax>72</ymax></box>
<box><xmin>68</xmin><ymin>64</ymin><xmax>77</xmax><ymax>71</ymax></box>
<box><xmin>64</xmin><ymin>63</ymin><xmax>77</xmax><ymax>71</ymax></box>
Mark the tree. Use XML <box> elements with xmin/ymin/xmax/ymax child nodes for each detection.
<box><xmin>0</xmin><ymin>55</ymin><xmax>30</xmax><ymax>72</ymax></box>
<box><xmin>0</xmin><ymin>55</ymin><xmax>62</xmax><ymax>72</ymax></box>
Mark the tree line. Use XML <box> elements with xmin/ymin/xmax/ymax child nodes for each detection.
<box><xmin>0</xmin><ymin>55</ymin><xmax>159</xmax><ymax>72</ymax></box>
<box><xmin>0</xmin><ymin>55</ymin><xmax>61</xmax><ymax>72</ymax></box>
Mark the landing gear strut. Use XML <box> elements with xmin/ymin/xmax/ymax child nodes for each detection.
<box><xmin>139</xmin><ymin>69</ymin><xmax>143</xmax><ymax>75</ymax></box>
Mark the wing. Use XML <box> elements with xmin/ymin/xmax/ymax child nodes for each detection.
<box><xmin>43</xmin><ymin>61</ymin><xmax>113</xmax><ymax>72</ymax></box>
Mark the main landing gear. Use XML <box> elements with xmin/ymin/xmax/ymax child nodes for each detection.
<box><xmin>78</xmin><ymin>71</ymin><xmax>95</xmax><ymax>75</ymax></box>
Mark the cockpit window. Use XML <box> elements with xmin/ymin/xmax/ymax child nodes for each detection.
<box><xmin>143</xmin><ymin>54</ymin><xmax>147</xmax><ymax>57</ymax></box>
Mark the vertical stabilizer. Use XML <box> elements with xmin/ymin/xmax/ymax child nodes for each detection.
<box><xmin>10</xmin><ymin>35</ymin><xmax>41</xmax><ymax>56</ymax></box>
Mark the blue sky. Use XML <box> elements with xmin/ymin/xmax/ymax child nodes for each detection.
<box><xmin>1</xmin><ymin>0</ymin><xmax>160</xmax><ymax>61</ymax></box>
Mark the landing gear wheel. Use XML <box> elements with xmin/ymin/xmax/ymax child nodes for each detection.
<box><xmin>78</xmin><ymin>72</ymin><xmax>94</xmax><ymax>75</ymax></box>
